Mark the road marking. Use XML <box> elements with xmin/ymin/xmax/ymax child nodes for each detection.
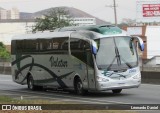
<box><xmin>22</xmin><ymin>96</ymin><xmax>112</xmax><ymax>104</ymax></box>
<box><xmin>0</xmin><ymin>80</ymin><xmax>12</xmax><ymax>82</ymax></box>
<box><xmin>0</xmin><ymin>93</ymin><xmax>20</xmax><ymax>96</ymax></box>
<box><xmin>13</xmin><ymin>94</ymin><xmax>125</xmax><ymax>104</ymax></box>
<box><xmin>141</xmin><ymin>84</ymin><xmax>160</xmax><ymax>87</ymax></box>
<box><xmin>0</xmin><ymin>89</ymin><xmax>133</xmax><ymax>104</ymax></box>
<box><xmin>0</xmin><ymin>92</ymin><xmax>118</xmax><ymax>104</ymax></box>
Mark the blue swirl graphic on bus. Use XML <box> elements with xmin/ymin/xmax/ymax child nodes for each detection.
<box><xmin>102</xmin><ymin>70</ymin><xmax>126</xmax><ymax>78</ymax></box>
<box><xmin>12</xmin><ymin>55</ymin><xmax>74</xmax><ymax>88</ymax></box>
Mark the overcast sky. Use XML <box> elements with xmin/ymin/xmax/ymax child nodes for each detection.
<box><xmin>0</xmin><ymin>0</ymin><xmax>137</xmax><ymax>23</ymax></box>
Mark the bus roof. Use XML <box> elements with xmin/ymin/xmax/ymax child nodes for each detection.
<box><xmin>55</xmin><ymin>25</ymin><xmax>124</xmax><ymax>36</ymax></box>
<box><xmin>12</xmin><ymin>31</ymin><xmax>73</xmax><ymax>40</ymax></box>
<box><xmin>12</xmin><ymin>25</ymin><xmax>128</xmax><ymax>41</ymax></box>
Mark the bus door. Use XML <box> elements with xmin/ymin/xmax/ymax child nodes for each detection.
<box><xmin>70</xmin><ymin>33</ymin><xmax>96</xmax><ymax>90</ymax></box>
<box><xmin>80</xmin><ymin>40</ymin><xmax>96</xmax><ymax>90</ymax></box>
<box><xmin>85</xmin><ymin>49</ymin><xmax>96</xmax><ymax>90</ymax></box>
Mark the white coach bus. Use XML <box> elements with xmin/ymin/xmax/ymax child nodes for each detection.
<box><xmin>11</xmin><ymin>25</ymin><xmax>144</xmax><ymax>95</ymax></box>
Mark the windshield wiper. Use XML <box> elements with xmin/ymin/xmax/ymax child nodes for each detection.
<box><xmin>106</xmin><ymin>39</ymin><xmax>121</xmax><ymax>71</ymax></box>
<box><xmin>115</xmin><ymin>46</ymin><xmax>121</xmax><ymax>66</ymax></box>
<box><xmin>129</xmin><ymin>38</ymin><xmax>134</xmax><ymax>55</ymax></box>
<box><xmin>106</xmin><ymin>55</ymin><xmax>116</xmax><ymax>71</ymax></box>
<box><xmin>120</xmin><ymin>56</ymin><xmax>132</xmax><ymax>68</ymax></box>
<box><xmin>107</xmin><ymin>38</ymin><xmax>132</xmax><ymax>71</ymax></box>
<box><xmin>114</xmin><ymin>38</ymin><xmax>134</xmax><ymax>69</ymax></box>
<box><xmin>115</xmin><ymin>46</ymin><xmax>133</xmax><ymax>69</ymax></box>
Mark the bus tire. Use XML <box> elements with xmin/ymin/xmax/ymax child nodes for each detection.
<box><xmin>27</xmin><ymin>75</ymin><xmax>36</xmax><ymax>91</ymax></box>
<box><xmin>75</xmin><ymin>78</ymin><xmax>87</xmax><ymax>95</ymax></box>
<box><xmin>112</xmin><ymin>89</ymin><xmax>122</xmax><ymax>94</ymax></box>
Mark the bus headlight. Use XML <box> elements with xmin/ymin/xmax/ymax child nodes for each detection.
<box><xmin>97</xmin><ymin>76</ymin><xmax>109</xmax><ymax>82</ymax></box>
<box><xmin>133</xmin><ymin>74</ymin><xmax>141</xmax><ymax>79</ymax></box>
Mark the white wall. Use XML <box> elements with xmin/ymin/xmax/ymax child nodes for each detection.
<box><xmin>145</xmin><ymin>56</ymin><xmax>160</xmax><ymax>66</ymax></box>
<box><xmin>156</xmin><ymin>57</ymin><xmax>160</xmax><ymax>65</ymax></box>
<box><xmin>0</xmin><ymin>22</ymin><xmax>35</xmax><ymax>45</ymax></box>
<box><xmin>146</xmin><ymin>26</ymin><xmax>160</xmax><ymax>59</ymax></box>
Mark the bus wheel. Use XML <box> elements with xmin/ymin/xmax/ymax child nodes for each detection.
<box><xmin>27</xmin><ymin>75</ymin><xmax>36</xmax><ymax>90</ymax></box>
<box><xmin>112</xmin><ymin>89</ymin><xmax>122</xmax><ymax>94</ymax></box>
<box><xmin>75</xmin><ymin>78</ymin><xmax>87</xmax><ymax>95</ymax></box>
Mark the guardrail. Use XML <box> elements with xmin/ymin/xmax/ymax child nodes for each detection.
<box><xmin>0</xmin><ymin>66</ymin><xmax>160</xmax><ymax>84</ymax></box>
<box><xmin>141</xmin><ymin>71</ymin><xmax>160</xmax><ymax>84</ymax></box>
<box><xmin>141</xmin><ymin>66</ymin><xmax>160</xmax><ymax>72</ymax></box>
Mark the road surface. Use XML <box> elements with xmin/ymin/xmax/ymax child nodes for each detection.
<box><xmin>0</xmin><ymin>74</ymin><xmax>160</xmax><ymax>105</ymax></box>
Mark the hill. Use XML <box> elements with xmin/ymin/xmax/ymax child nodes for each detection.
<box><xmin>0</xmin><ymin>7</ymin><xmax>5</xmax><ymax>10</ymax></box>
<box><xmin>20</xmin><ymin>6</ymin><xmax>110</xmax><ymax>25</ymax></box>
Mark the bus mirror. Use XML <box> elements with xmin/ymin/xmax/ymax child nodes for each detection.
<box><xmin>92</xmin><ymin>41</ymin><xmax>98</xmax><ymax>55</ymax></box>
<box><xmin>133</xmin><ymin>36</ymin><xmax>144</xmax><ymax>51</ymax></box>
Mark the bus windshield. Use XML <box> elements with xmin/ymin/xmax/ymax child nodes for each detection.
<box><xmin>95</xmin><ymin>36</ymin><xmax>138</xmax><ymax>71</ymax></box>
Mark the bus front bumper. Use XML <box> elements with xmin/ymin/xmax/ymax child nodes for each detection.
<box><xmin>95</xmin><ymin>79</ymin><xmax>141</xmax><ymax>91</ymax></box>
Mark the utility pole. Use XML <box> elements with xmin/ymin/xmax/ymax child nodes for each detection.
<box><xmin>113</xmin><ymin>0</ymin><xmax>117</xmax><ymax>25</ymax></box>
<box><xmin>106</xmin><ymin>0</ymin><xmax>118</xmax><ymax>25</ymax></box>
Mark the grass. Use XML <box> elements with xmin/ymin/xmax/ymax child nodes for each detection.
<box><xmin>0</xmin><ymin>96</ymin><xmax>139</xmax><ymax>113</ymax></box>
<box><xmin>0</xmin><ymin>96</ymin><xmax>16</xmax><ymax>103</ymax></box>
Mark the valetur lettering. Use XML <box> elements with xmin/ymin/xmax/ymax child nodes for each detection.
<box><xmin>49</xmin><ymin>56</ymin><xmax>68</xmax><ymax>67</ymax></box>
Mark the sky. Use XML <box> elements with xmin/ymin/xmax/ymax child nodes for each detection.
<box><xmin>0</xmin><ymin>0</ymin><xmax>137</xmax><ymax>24</ymax></box>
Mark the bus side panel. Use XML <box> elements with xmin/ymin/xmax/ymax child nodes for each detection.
<box><xmin>11</xmin><ymin>54</ymin><xmax>31</xmax><ymax>85</ymax></box>
<box><xmin>70</xmin><ymin>56</ymin><xmax>89</xmax><ymax>89</ymax></box>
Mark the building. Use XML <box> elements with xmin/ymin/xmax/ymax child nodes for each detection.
<box><xmin>72</xmin><ymin>17</ymin><xmax>96</xmax><ymax>26</ymax></box>
<box><xmin>0</xmin><ymin>7</ymin><xmax>20</xmax><ymax>20</ymax></box>
<box><xmin>0</xmin><ymin>9</ymin><xmax>8</xmax><ymax>19</ymax></box>
<box><xmin>55</xmin><ymin>15</ymin><xmax>96</xmax><ymax>26</ymax></box>
<box><xmin>8</xmin><ymin>7</ymin><xmax>20</xmax><ymax>19</ymax></box>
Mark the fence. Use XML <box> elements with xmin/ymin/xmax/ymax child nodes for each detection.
<box><xmin>0</xmin><ymin>58</ymin><xmax>11</xmax><ymax>75</ymax></box>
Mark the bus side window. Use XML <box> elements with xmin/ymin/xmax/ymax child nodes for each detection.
<box><xmin>70</xmin><ymin>38</ymin><xmax>88</xmax><ymax>64</ymax></box>
<box><xmin>47</xmin><ymin>42</ymin><xmax>52</xmax><ymax>50</ymax></box>
<box><xmin>81</xmin><ymin>40</ymin><xmax>94</xmax><ymax>68</ymax></box>
<box><xmin>16</xmin><ymin>40</ymin><xmax>23</xmax><ymax>53</ymax></box>
<box><xmin>52</xmin><ymin>37</ymin><xmax>69</xmax><ymax>53</ymax></box>
<box><xmin>80</xmin><ymin>40</ymin><xmax>90</xmax><ymax>50</ymax></box>
<box><xmin>39</xmin><ymin>42</ymin><xmax>42</xmax><ymax>50</ymax></box>
<box><xmin>70</xmin><ymin>38</ymin><xmax>80</xmax><ymax>50</ymax></box>
<box><xmin>11</xmin><ymin>40</ymin><xmax>16</xmax><ymax>54</ymax></box>
<box><xmin>36</xmin><ymin>42</ymin><xmax>39</xmax><ymax>50</ymax></box>
<box><xmin>30</xmin><ymin>41</ymin><xmax>38</xmax><ymax>52</ymax></box>
<box><xmin>44</xmin><ymin>40</ymin><xmax>52</xmax><ymax>50</ymax></box>
<box><xmin>61</xmin><ymin>39</ymin><xmax>69</xmax><ymax>50</ymax></box>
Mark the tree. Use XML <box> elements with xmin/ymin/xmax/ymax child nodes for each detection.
<box><xmin>0</xmin><ymin>42</ymin><xmax>10</xmax><ymax>60</ymax></box>
<box><xmin>32</xmin><ymin>8</ymin><xmax>74</xmax><ymax>32</ymax></box>
<box><xmin>118</xmin><ymin>23</ymin><xmax>129</xmax><ymax>29</ymax></box>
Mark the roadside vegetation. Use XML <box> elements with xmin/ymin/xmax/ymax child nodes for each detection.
<box><xmin>32</xmin><ymin>8</ymin><xmax>75</xmax><ymax>32</ymax></box>
<box><xmin>0</xmin><ymin>42</ymin><xmax>10</xmax><ymax>60</ymax></box>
